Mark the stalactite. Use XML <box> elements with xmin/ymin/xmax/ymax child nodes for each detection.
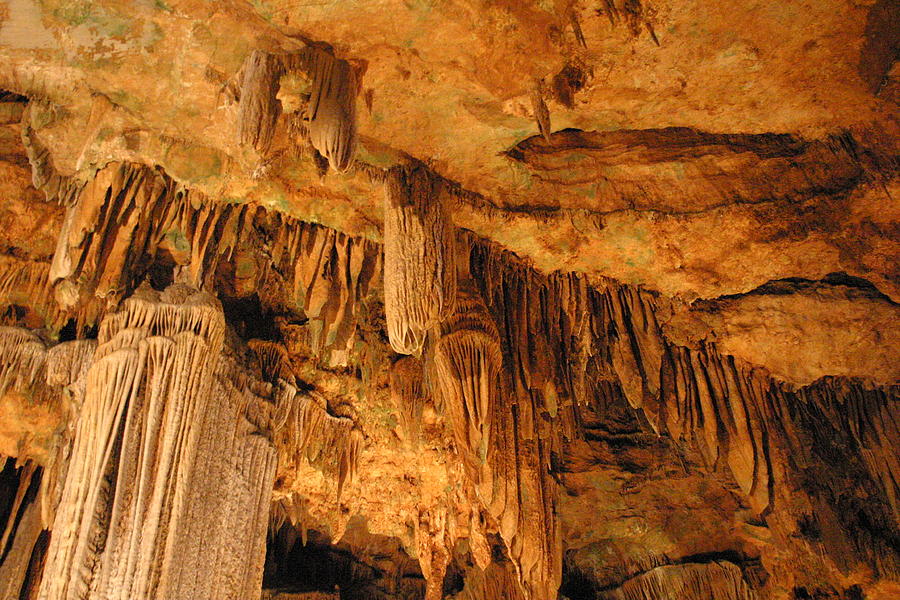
<box><xmin>49</xmin><ymin>163</ymin><xmax>251</xmax><ymax>308</ymax></box>
<box><xmin>238</xmin><ymin>50</ymin><xmax>285</xmax><ymax>155</ymax></box>
<box><xmin>20</xmin><ymin>115</ymin><xmax>82</xmax><ymax>206</ymax></box>
<box><xmin>597</xmin><ymin>561</ymin><xmax>757</xmax><ymax>600</ymax></box>
<box><xmin>468</xmin><ymin>234</ymin><xmax>900</xmax><ymax>582</ymax></box>
<box><xmin>303</xmin><ymin>47</ymin><xmax>358</xmax><ymax>173</ymax></box>
<box><xmin>530</xmin><ymin>80</ymin><xmax>552</xmax><ymax>142</ymax></box>
<box><xmin>389</xmin><ymin>356</ymin><xmax>426</xmax><ymax>445</ymax></box>
<box><xmin>383</xmin><ymin>164</ymin><xmax>456</xmax><ymax>355</ymax></box>
<box><xmin>34</xmin><ymin>161</ymin><xmax>377</xmax><ymax>364</ymax></box>
<box><xmin>0</xmin><ymin>459</ymin><xmax>45</xmax><ymax>600</ymax></box>
<box><xmin>37</xmin><ymin>283</ymin><xmax>278</xmax><ymax>600</ymax></box>
<box><xmin>272</xmin><ymin>384</ymin><xmax>362</xmax><ymax>498</ymax></box>
<box><xmin>266</xmin><ymin>217</ymin><xmax>381</xmax><ymax>366</ymax></box>
<box><xmin>0</xmin><ymin>257</ymin><xmax>66</xmax><ymax>330</ymax></box>
<box><xmin>0</xmin><ymin>327</ymin><xmax>50</xmax><ymax>404</ymax></box>
<box><xmin>249</xmin><ymin>339</ymin><xmax>294</xmax><ymax>384</ymax></box>
<box><xmin>432</xmin><ymin>280</ymin><xmax>502</xmax><ymax>475</ymax></box>
<box><xmin>462</xmin><ymin>241</ymin><xmax>564</xmax><ymax>600</ymax></box>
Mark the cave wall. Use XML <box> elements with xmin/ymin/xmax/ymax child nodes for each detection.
<box><xmin>0</xmin><ymin>2</ymin><xmax>898</xmax><ymax>599</ymax></box>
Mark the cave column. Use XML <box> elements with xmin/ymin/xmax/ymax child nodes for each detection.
<box><xmin>37</xmin><ymin>284</ymin><xmax>279</xmax><ymax>600</ymax></box>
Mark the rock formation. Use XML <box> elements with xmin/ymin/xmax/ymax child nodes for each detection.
<box><xmin>383</xmin><ymin>164</ymin><xmax>456</xmax><ymax>355</ymax></box>
<box><xmin>0</xmin><ymin>2</ymin><xmax>897</xmax><ymax>599</ymax></box>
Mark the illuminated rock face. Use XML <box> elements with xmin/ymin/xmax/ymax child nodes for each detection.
<box><xmin>383</xmin><ymin>164</ymin><xmax>456</xmax><ymax>356</ymax></box>
<box><xmin>0</xmin><ymin>2</ymin><xmax>899</xmax><ymax>599</ymax></box>
<box><xmin>32</xmin><ymin>285</ymin><xmax>279</xmax><ymax>600</ymax></box>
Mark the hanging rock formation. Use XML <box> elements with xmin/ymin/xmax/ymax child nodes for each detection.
<box><xmin>383</xmin><ymin>164</ymin><xmax>456</xmax><ymax>355</ymax></box>
<box><xmin>236</xmin><ymin>45</ymin><xmax>358</xmax><ymax>172</ymax></box>
<box><xmin>432</xmin><ymin>279</ymin><xmax>502</xmax><ymax>474</ymax></box>
<box><xmin>389</xmin><ymin>356</ymin><xmax>427</xmax><ymax>445</ymax></box>
<box><xmin>303</xmin><ymin>47</ymin><xmax>359</xmax><ymax>173</ymax></box>
<box><xmin>0</xmin><ymin>3</ymin><xmax>898</xmax><ymax>600</ymax></box>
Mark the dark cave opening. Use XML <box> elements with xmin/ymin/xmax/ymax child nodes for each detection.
<box><xmin>263</xmin><ymin>519</ymin><xmax>425</xmax><ymax>600</ymax></box>
<box><xmin>220</xmin><ymin>293</ymin><xmax>284</xmax><ymax>343</ymax></box>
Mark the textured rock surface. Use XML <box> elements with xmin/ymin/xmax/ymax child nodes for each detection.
<box><xmin>0</xmin><ymin>1</ymin><xmax>897</xmax><ymax>600</ymax></box>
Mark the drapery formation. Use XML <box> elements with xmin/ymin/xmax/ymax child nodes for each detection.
<box><xmin>598</xmin><ymin>561</ymin><xmax>758</xmax><ymax>600</ymax></box>
<box><xmin>39</xmin><ymin>161</ymin><xmax>378</xmax><ymax>366</ymax></box>
<box><xmin>389</xmin><ymin>356</ymin><xmax>427</xmax><ymax>445</ymax></box>
<box><xmin>237</xmin><ymin>46</ymin><xmax>358</xmax><ymax>172</ymax></box>
<box><xmin>467</xmin><ymin>238</ymin><xmax>900</xmax><ymax>585</ymax></box>
<box><xmin>383</xmin><ymin>164</ymin><xmax>456</xmax><ymax>355</ymax></box>
<box><xmin>36</xmin><ymin>284</ymin><xmax>279</xmax><ymax>600</ymax></box>
<box><xmin>432</xmin><ymin>280</ymin><xmax>502</xmax><ymax>474</ymax></box>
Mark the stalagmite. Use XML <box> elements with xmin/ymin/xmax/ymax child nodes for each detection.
<box><xmin>37</xmin><ymin>284</ymin><xmax>279</xmax><ymax>600</ymax></box>
<box><xmin>41</xmin><ymin>340</ymin><xmax>96</xmax><ymax>530</ymax></box>
<box><xmin>415</xmin><ymin>507</ymin><xmax>454</xmax><ymax>600</ymax></box>
<box><xmin>304</xmin><ymin>47</ymin><xmax>358</xmax><ymax>173</ymax></box>
<box><xmin>383</xmin><ymin>164</ymin><xmax>456</xmax><ymax>355</ymax></box>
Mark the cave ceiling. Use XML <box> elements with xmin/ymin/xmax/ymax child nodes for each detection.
<box><xmin>0</xmin><ymin>1</ymin><xmax>898</xmax><ymax>600</ymax></box>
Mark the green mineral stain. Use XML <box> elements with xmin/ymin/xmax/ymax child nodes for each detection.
<box><xmin>574</xmin><ymin>184</ymin><xmax>597</xmax><ymax>199</ymax></box>
<box><xmin>54</xmin><ymin>2</ymin><xmax>132</xmax><ymax>37</ymax></box>
<box><xmin>563</xmin><ymin>152</ymin><xmax>590</xmax><ymax>163</ymax></box>
<box><xmin>505</xmin><ymin>160</ymin><xmax>534</xmax><ymax>190</ymax></box>
<box><xmin>404</xmin><ymin>0</ymin><xmax>434</xmax><ymax>11</ymax></box>
<box><xmin>141</xmin><ymin>21</ymin><xmax>165</xmax><ymax>49</ymax></box>
<box><xmin>356</xmin><ymin>143</ymin><xmax>400</xmax><ymax>169</ymax></box>
<box><xmin>251</xmin><ymin>0</ymin><xmax>274</xmax><ymax>23</ymax></box>
<box><xmin>154</xmin><ymin>0</ymin><xmax>172</xmax><ymax>11</ymax></box>
<box><xmin>235</xmin><ymin>257</ymin><xmax>255</xmax><ymax>278</ymax></box>
<box><xmin>163</xmin><ymin>143</ymin><xmax>222</xmax><ymax>182</ymax></box>
<box><xmin>29</xmin><ymin>104</ymin><xmax>58</xmax><ymax>129</ymax></box>
<box><xmin>165</xmin><ymin>229</ymin><xmax>190</xmax><ymax>254</ymax></box>
<box><xmin>106</xmin><ymin>90</ymin><xmax>144</xmax><ymax>113</ymax></box>
<box><xmin>53</xmin><ymin>2</ymin><xmax>93</xmax><ymax>26</ymax></box>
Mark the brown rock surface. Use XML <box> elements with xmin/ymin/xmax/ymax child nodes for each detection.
<box><xmin>0</xmin><ymin>1</ymin><xmax>897</xmax><ymax>599</ymax></box>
